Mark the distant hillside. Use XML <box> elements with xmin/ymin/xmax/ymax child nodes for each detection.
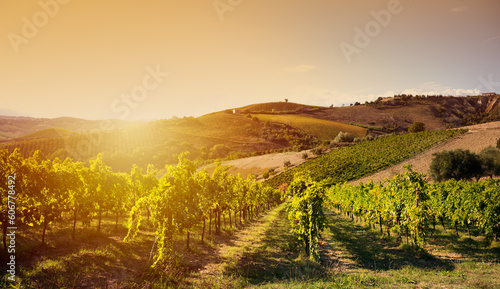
<box><xmin>307</xmin><ymin>94</ymin><xmax>500</xmax><ymax>132</ymax></box>
<box><xmin>0</xmin><ymin>116</ymin><xmax>139</xmax><ymax>142</ymax></box>
<box><xmin>351</xmin><ymin>121</ymin><xmax>500</xmax><ymax>185</ymax></box>
<box><xmin>252</xmin><ymin>114</ymin><xmax>366</xmax><ymax>140</ymax></box>
<box><xmin>13</xmin><ymin>128</ymin><xmax>76</xmax><ymax>141</ymax></box>
<box><xmin>0</xmin><ymin>112</ymin><xmax>318</xmax><ymax>172</ymax></box>
<box><xmin>2</xmin><ymin>95</ymin><xmax>499</xmax><ymax>172</ymax></box>
<box><xmin>238</xmin><ymin>102</ymin><xmax>323</xmax><ymax>113</ymax></box>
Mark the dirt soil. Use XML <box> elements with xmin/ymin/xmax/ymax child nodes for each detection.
<box><xmin>202</xmin><ymin>149</ymin><xmax>319</xmax><ymax>180</ymax></box>
<box><xmin>350</xmin><ymin>122</ymin><xmax>500</xmax><ymax>185</ymax></box>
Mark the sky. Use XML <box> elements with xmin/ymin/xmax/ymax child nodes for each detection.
<box><xmin>1</xmin><ymin>0</ymin><xmax>499</xmax><ymax>121</ymax></box>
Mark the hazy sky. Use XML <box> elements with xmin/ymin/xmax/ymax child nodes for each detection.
<box><xmin>1</xmin><ymin>0</ymin><xmax>499</xmax><ymax>120</ymax></box>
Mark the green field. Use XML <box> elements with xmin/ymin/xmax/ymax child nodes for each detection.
<box><xmin>265</xmin><ymin>129</ymin><xmax>466</xmax><ymax>188</ymax></box>
<box><xmin>252</xmin><ymin>114</ymin><xmax>367</xmax><ymax>140</ymax></box>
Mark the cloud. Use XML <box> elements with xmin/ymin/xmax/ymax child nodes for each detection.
<box><xmin>398</xmin><ymin>82</ymin><xmax>481</xmax><ymax>96</ymax></box>
<box><xmin>451</xmin><ymin>6</ymin><xmax>468</xmax><ymax>13</ymax></box>
<box><xmin>284</xmin><ymin>84</ymin><xmax>481</xmax><ymax>109</ymax></box>
<box><xmin>285</xmin><ymin>86</ymin><xmax>393</xmax><ymax>107</ymax></box>
<box><xmin>483</xmin><ymin>36</ymin><xmax>500</xmax><ymax>44</ymax></box>
<box><xmin>400</xmin><ymin>87</ymin><xmax>480</xmax><ymax>96</ymax></box>
<box><xmin>283</xmin><ymin>65</ymin><xmax>316</xmax><ymax>73</ymax></box>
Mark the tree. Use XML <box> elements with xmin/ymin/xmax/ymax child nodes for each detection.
<box><xmin>479</xmin><ymin>146</ymin><xmax>500</xmax><ymax>179</ymax></box>
<box><xmin>497</xmin><ymin>138</ymin><xmax>500</xmax><ymax>149</ymax></box>
<box><xmin>408</xmin><ymin>122</ymin><xmax>426</xmax><ymax>133</ymax></box>
<box><xmin>430</xmin><ymin>149</ymin><xmax>483</xmax><ymax>182</ymax></box>
<box><xmin>209</xmin><ymin>144</ymin><xmax>231</xmax><ymax>159</ymax></box>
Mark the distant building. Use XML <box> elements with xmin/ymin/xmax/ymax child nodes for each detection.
<box><xmin>233</xmin><ymin>109</ymin><xmax>241</xmax><ymax>114</ymax></box>
<box><xmin>482</xmin><ymin>92</ymin><xmax>497</xmax><ymax>96</ymax></box>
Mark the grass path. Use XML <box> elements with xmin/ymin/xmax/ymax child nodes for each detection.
<box><xmin>183</xmin><ymin>203</ymin><xmax>304</xmax><ymax>288</ymax></box>
<box><xmin>312</xmin><ymin>207</ymin><xmax>500</xmax><ymax>289</ymax></box>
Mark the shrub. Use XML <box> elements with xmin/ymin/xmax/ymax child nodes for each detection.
<box><xmin>311</xmin><ymin>147</ymin><xmax>323</xmax><ymax>156</ymax></box>
<box><xmin>408</xmin><ymin>122</ymin><xmax>426</xmax><ymax>133</ymax></box>
<box><xmin>497</xmin><ymin>138</ymin><xmax>500</xmax><ymax>149</ymax></box>
<box><xmin>302</xmin><ymin>152</ymin><xmax>309</xmax><ymax>160</ymax></box>
<box><xmin>284</xmin><ymin>160</ymin><xmax>291</xmax><ymax>168</ymax></box>
<box><xmin>363</xmin><ymin>134</ymin><xmax>374</xmax><ymax>141</ymax></box>
<box><xmin>262</xmin><ymin>171</ymin><xmax>270</xmax><ymax>179</ymax></box>
<box><xmin>333</xmin><ymin>131</ymin><xmax>354</xmax><ymax>143</ymax></box>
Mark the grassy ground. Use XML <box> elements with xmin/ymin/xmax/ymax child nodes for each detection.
<box><xmin>2</xmin><ymin>204</ymin><xmax>498</xmax><ymax>288</ymax></box>
<box><xmin>180</xmin><ymin>205</ymin><xmax>500</xmax><ymax>289</ymax></box>
<box><xmin>0</xmin><ymin>215</ymin><xmax>156</xmax><ymax>288</ymax></box>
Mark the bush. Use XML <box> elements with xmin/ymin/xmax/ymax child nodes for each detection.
<box><xmin>363</xmin><ymin>134</ymin><xmax>374</xmax><ymax>141</ymax></box>
<box><xmin>430</xmin><ymin>149</ymin><xmax>483</xmax><ymax>182</ymax></box>
<box><xmin>311</xmin><ymin>147</ymin><xmax>323</xmax><ymax>156</ymax></box>
<box><xmin>262</xmin><ymin>171</ymin><xmax>270</xmax><ymax>179</ymax></box>
<box><xmin>333</xmin><ymin>132</ymin><xmax>354</xmax><ymax>143</ymax></box>
<box><xmin>284</xmin><ymin>160</ymin><xmax>291</xmax><ymax>168</ymax></box>
<box><xmin>408</xmin><ymin>122</ymin><xmax>426</xmax><ymax>133</ymax></box>
<box><xmin>302</xmin><ymin>152</ymin><xmax>309</xmax><ymax>160</ymax></box>
<box><xmin>497</xmin><ymin>138</ymin><xmax>500</xmax><ymax>149</ymax></box>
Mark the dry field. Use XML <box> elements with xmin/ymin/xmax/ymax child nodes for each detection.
<box><xmin>351</xmin><ymin>122</ymin><xmax>500</xmax><ymax>185</ymax></box>
<box><xmin>202</xmin><ymin>149</ymin><xmax>320</xmax><ymax>180</ymax></box>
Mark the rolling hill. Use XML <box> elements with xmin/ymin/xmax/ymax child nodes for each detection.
<box><xmin>307</xmin><ymin>94</ymin><xmax>500</xmax><ymax>132</ymax></box>
<box><xmin>12</xmin><ymin>128</ymin><xmax>76</xmax><ymax>141</ymax></box>
<box><xmin>0</xmin><ymin>116</ymin><xmax>139</xmax><ymax>142</ymax></box>
<box><xmin>251</xmin><ymin>114</ymin><xmax>366</xmax><ymax>140</ymax></box>
<box><xmin>0</xmin><ymin>112</ymin><xmax>318</xmax><ymax>172</ymax></box>
<box><xmin>351</xmin><ymin>121</ymin><xmax>500</xmax><ymax>185</ymax></box>
<box><xmin>1</xmin><ymin>94</ymin><xmax>500</xmax><ymax>172</ymax></box>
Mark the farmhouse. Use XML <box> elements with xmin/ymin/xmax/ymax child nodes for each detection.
<box><xmin>482</xmin><ymin>92</ymin><xmax>497</xmax><ymax>96</ymax></box>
